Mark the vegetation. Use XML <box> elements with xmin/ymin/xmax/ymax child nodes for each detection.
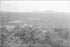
<box><xmin>0</xmin><ymin>24</ymin><xmax>70</xmax><ymax>47</ymax></box>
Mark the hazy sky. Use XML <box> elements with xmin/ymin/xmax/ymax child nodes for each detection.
<box><xmin>1</xmin><ymin>1</ymin><xmax>70</xmax><ymax>12</ymax></box>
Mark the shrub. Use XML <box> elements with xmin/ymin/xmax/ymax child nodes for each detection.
<box><xmin>0</xmin><ymin>24</ymin><xmax>70</xmax><ymax>47</ymax></box>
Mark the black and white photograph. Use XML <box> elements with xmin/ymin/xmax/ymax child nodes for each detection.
<box><xmin>0</xmin><ymin>0</ymin><xmax>70</xmax><ymax>47</ymax></box>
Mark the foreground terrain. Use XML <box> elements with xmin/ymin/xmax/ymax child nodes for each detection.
<box><xmin>0</xmin><ymin>24</ymin><xmax>70</xmax><ymax>47</ymax></box>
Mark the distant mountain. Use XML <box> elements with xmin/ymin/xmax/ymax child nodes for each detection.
<box><xmin>0</xmin><ymin>11</ymin><xmax>70</xmax><ymax>28</ymax></box>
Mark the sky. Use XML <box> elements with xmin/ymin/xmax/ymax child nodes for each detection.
<box><xmin>0</xmin><ymin>1</ymin><xmax>70</xmax><ymax>12</ymax></box>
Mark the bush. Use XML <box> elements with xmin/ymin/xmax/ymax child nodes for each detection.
<box><xmin>0</xmin><ymin>24</ymin><xmax>70</xmax><ymax>47</ymax></box>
